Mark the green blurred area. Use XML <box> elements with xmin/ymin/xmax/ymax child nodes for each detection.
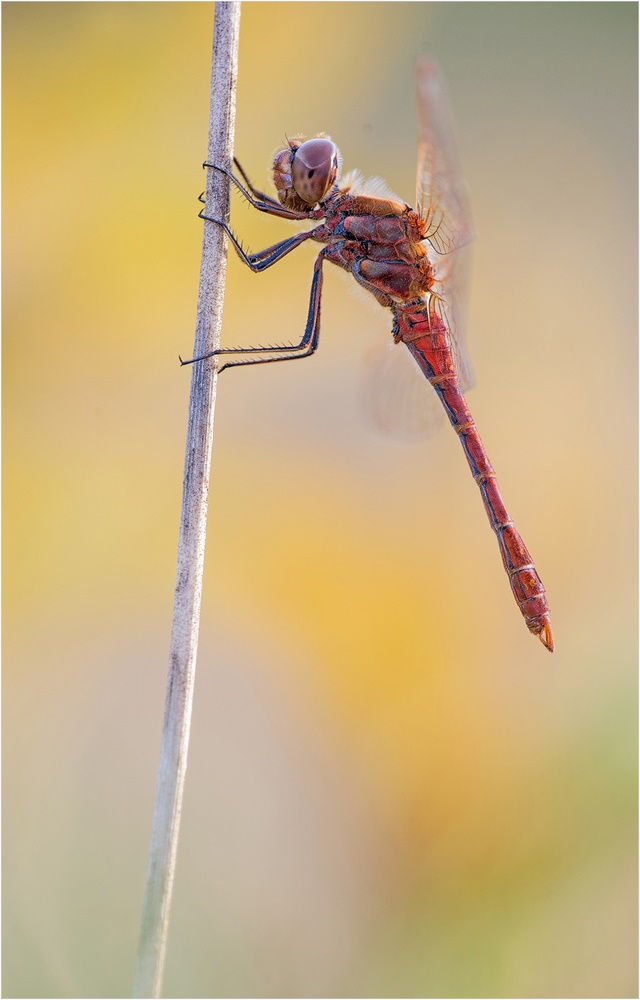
<box><xmin>3</xmin><ymin>3</ymin><xmax>637</xmax><ymax>997</ymax></box>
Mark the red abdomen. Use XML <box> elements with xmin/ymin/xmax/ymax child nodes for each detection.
<box><xmin>395</xmin><ymin>304</ymin><xmax>553</xmax><ymax>650</ymax></box>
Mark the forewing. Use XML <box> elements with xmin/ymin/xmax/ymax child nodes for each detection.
<box><xmin>415</xmin><ymin>57</ymin><xmax>474</xmax><ymax>255</ymax></box>
<box><xmin>359</xmin><ymin>59</ymin><xmax>476</xmax><ymax>439</ymax></box>
<box><xmin>415</xmin><ymin>57</ymin><xmax>475</xmax><ymax>392</ymax></box>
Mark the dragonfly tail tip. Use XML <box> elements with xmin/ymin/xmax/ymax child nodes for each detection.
<box><xmin>537</xmin><ymin>620</ymin><xmax>554</xmax><ymax>653</ymax></box>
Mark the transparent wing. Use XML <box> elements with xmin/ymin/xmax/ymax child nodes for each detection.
<box><xmin>359</xmin><ymin>247</ymin><xmax>473</xmax><ymax>440</ymax></box>
<box><xmin>359</xmin><ymin>246</ymin><xmax>475</xmax><ymax>441</ymax></box>
<box><xmin>359</xmin><ymin>337</ymin><xmax>446</xmax><ymax>441</ymax></box>
<box><xmin>415</xmin><ymin>57</ymin><xmax>474</xmax><ymax>255</ymax></box>
<box><xmin>360</xmin><ymin>58</ymin><xmax>476</xmax><ymax>440</ymax></box>
<box><xmin>416</xmin><ymin>57</ymin><xmax>474</xmax><ymax>392</ymax></box>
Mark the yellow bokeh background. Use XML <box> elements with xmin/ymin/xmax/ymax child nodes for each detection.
<box><xmin>4</xmin><ymin>3</ymin><xmax>637</xmax><ymax>997</ymax></box>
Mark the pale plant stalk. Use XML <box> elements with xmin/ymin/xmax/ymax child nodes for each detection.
<box><xmin>133</xmin><ymin>4</ymin><xmax>241</xmax><ymax>997</ymax></box>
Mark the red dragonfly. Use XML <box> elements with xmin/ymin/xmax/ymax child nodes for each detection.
<box><xmin>183</xmin><ymin>58</ymin><xmax>553</xmax><ymax>652</ymax></box>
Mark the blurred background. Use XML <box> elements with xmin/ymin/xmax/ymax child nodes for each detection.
<box><xmin>3</xmin><ymin>3</ymin><xmax>637</xmax><ymax>997</ymax></box>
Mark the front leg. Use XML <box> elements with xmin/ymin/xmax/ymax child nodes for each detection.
<box><xmin>203</xmin><ymin>161</ymin><xmax>323</xmax><ymax>222</ymax></box>
<box><xmin>231</xmin><ymin>157</ymin><xmax>283</xmax><ymax>210</ymax></box>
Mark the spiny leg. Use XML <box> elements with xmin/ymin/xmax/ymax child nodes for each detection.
<box><xmin>180</xmin><ymin>251</ymin><xmax>326</xmax><ymax>371</ymax></box>
<box><xmin>198</xmin><ymin>210</ymin><xmax>320</xmax><ymax>272</ymax></box>
<box><xmin>231</xmin><ymin>157</ymin><xmax>284</xmax><ymax>211</ymax></box>
<box><xmin>202</xmin><ymin>161</ymin><xmax>315</xmax><ymax>221</ymax></box>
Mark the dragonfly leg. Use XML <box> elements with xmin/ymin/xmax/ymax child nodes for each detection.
<box><xmin>199</xmin><ymin>211</ymin><xmax>320</xmax><ymax>271</ymax></box>
<box><xmin>232</xmin><ymin>157</ymin><xmax>284</xmax><ymax>210</ymax></box>
<box><xmin>201</xmin><ymin>162</ymin><xmax>278</xmax><ymax>207</ymax></box>
<box><xmin>202</xmin><ymin>161</ymin><xmax>317</xmax><ymax>221</ymax></box>
<box><xmin>180</xmin><ymin>252</ymin><xmax>326</xmax><ymax>371</ymax></box>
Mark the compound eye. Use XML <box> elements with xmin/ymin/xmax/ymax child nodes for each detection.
<box><xmin>290</xmin><ymin>138</ymin><xmax>338</xmax><ymax>205</ymax></box>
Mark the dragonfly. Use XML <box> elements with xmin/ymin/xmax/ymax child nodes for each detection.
<box><xmin>181</xmin><ymin>57</ymin><xmax>553</xmax><ymax>652</ymax></box>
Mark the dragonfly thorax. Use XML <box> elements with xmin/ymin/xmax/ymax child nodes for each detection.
<box><xmin>273</xmin><ymin>135</ymin><xmax>339</xmax><ymax>211</ymax></box>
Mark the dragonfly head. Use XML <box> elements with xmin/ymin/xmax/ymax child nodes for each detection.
<box><xmin>273</xmin><ymin>135</ymin><xmax>340</xmax><ymax>211</ymax></box>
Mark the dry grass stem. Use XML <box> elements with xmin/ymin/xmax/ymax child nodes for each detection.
<box><xmin>133</xmin><ymin>4</ymin><xmax>241</xmax><ymax>996</ymax></box>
